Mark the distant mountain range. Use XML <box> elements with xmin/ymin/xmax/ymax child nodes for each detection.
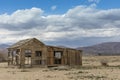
<box><xmin>0</xmin><ymin>44</ymin><xmax>10</xmax><ymax>61</ymax></box>
<box><xmin>77</xmin><ymin>42</ymin><xmax>120</xmax><ymax>55</ymax></box>
<box><xmin>0</xmin><ymin>44</ymin><xmax>10</xmax><ymax>48</ymax></box>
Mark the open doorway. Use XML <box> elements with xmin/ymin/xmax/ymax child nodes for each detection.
<box><xmin>11</xmin><ymin>49</ymin><xmax>20</xmax><ymax>65</ymax></box>
<box><xmin>54</xmin><ymin>51</ymin><xmax>63</xmax><ymax>64</ymax></box>
<box><xmin>24</xmin><ymin>49</ymin><xmax>32</xmax><ymax>66</ymax></box>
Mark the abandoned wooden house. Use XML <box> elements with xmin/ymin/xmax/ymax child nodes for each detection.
<box><xmin>8</xmin><ymin>38</ymin><xmax>82</xmax><ymax>68</ymax></box>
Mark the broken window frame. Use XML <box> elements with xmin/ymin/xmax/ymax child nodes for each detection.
<box><xmin>25</xmin><ymin>49</ymin><xmax>32</xmax><ymax>57</ymax></box>
<box><xmin>35</xmin><ymin>51</ymin><xmax>42</xmax><ymax>57</ymax></box>
<box><xmin>54</xmin><ymin>51</ymin><xmax>63</xmax><ymax>59</ymax></box>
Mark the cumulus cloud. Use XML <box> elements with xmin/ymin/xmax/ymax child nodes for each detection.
<box><xmin>0</xmin><ymin>5</ymin><xmax>120</xmax><ymax>46</ymax></box>
<box><xmin>0</xmin><ymin>7</ymin><xmax>44</xmax><ymax>30</ymax></box>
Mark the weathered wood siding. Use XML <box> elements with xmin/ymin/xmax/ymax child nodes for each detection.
<box><xmin>46</xmin><ymin>46</ymin><xmax>82</xmax><ymax>66</ymax></box>
<box><xmin>19</xmin><ymin>39</ymin><xmax>47</xmax><ymax>67</ymax></box>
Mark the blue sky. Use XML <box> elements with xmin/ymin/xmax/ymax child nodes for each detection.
<box><xmin>0</xmin><ymin>0</ymin><xmax>120</xmax><ymax>14</ymax></box>
<box><xmin>0</xmin><ymin>0</ymin><xmax>120</xmax><ymax>47</ymax></box>
<box><xmin>0</xmin><ymin>0</ymin><xmax>82</xmax><ymax>14</ymax></box>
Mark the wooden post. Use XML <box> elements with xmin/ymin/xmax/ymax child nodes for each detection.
<box><xmin>8</xmin><ymin>49</ymin><xmax>10</xmax><ymax>66</ymax></box>
<box><xmin>79</xmin><ymin>50</ymin><xmax>82</xmax><ymax>66</ymax></box>
<box><xmin>20</xmin><ymin>49</ymin><xmax>25</xmax><ymax>68</ymax></box>
<box><xmin>11</xmin><ymin>51</ymin><xmax>13</xmax><ymax>65</ymax></box>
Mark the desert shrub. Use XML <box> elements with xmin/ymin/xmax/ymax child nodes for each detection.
<box><xmin>21</xmin><ymin>69</ymin><xmax>30</xmax><ymax>72</ymax></box>
<box><xmin>100</xmin><ymin>60</ymin><xmax>109</xmax><ymax>66</ymax></box>
<box><xmin>78</xmin><ymin>71</ymin><xmax>84</xmax><ymax>73</ymax></box>
<box><xmin>42</xmin><ymin>69</ymin><xmax>49</xmax><ymax>72</ymax></box>
<box><xmin>49</xmin><ymin>66</ymin><xmax>69</xmax><ymax>71</ymax></box>
<box><xmin>81</xmin><ymin>75</ymin><xmax>106</xmax><ymax>79</ymax></box>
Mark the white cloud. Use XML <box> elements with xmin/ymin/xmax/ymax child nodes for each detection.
<box><xmin>0</xmin><ymin>7</ymin><xmax>43</xmax><ymax>24</ymax></box>
<box><xmin>51</xmin><ymin>5</ymin><xmax>57</xmax><ymax>11</ymax></box>
<box><xmin>0</xmin><ymin>5</ymin><xmax>120</xmax><ymax>46</ymax></box>
<box><xmin>0</xmin><ymin>7</ymin><xmax>44</xmax><ymax>30</ymax></box>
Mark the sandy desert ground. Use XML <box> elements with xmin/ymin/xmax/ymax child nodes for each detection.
<box><xmin>0</xmin><ymin>56</ymin><xmax>120</xmax><ymax>80</ymax></box>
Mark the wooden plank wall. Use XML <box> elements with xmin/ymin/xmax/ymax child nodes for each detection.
<box><xmin>46</xmin><ymin>46</ymin><xmax>82</xmax><ymax>66</ymax></box>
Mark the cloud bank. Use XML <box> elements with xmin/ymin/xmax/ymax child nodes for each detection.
<box><xmin>0</xmin><ymin>5</ymin><xmax>120</xmax><ymax>47</ymax></box>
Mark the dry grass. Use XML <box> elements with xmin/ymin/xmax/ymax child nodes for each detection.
<box><xmin>0</xmin><ymin>56</ymin><xmax>120</xmax><ymax>80</ymax></box>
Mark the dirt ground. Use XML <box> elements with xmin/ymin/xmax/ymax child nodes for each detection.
<box><xmin>0</xmin><ymin>56</ymin><xmax>120</xmax><ymax>80</ymax></box>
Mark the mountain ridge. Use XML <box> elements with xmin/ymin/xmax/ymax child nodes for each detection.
<box><xmin>77</xmin><ymin>42</ymin><xmax>120</xmax><ymax>55</ymax></box>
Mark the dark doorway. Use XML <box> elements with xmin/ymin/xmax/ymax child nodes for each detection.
<box><xmin>54</xmin><ymin>59</ymin><xmax>61</xmax><ymax>64</ymax></box>
<box><xmin>24</xmin><ymin>49</ymin><xmax>32</xmax><ymax>66</ymax></box>
<box><xmin>54</xmin><ymin>51</ymin><xmax>63</xmax><ymax>64</ymax></box>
